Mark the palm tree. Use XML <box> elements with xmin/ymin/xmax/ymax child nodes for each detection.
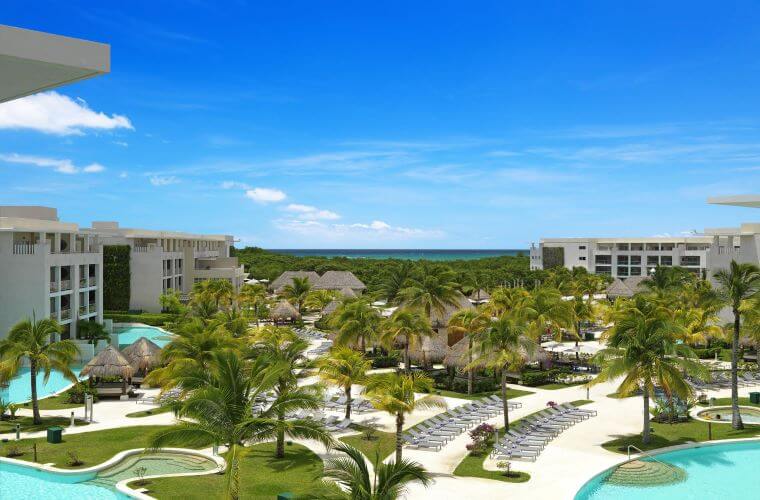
<box><xmin>150</xmin><ymin>350</ymin><xmax>332</xmax><ymax>500</ymax></box>
<box><xmin>281</xmin><ymin>276</ymin><xmax>312</xmax><ymax>314</ymax></box>
<box><xmin>380</xmin><ymin>261</ymin><xmax>414</xmax><ymax>303</ymax></box>
<box><xmin>305</xmin><ymin>290</ymin><xmax>339</xmax><ymax>312</ymax></box>
<box><xmin>76</xmin><ymin>320</ymin><xmax>111</xmax><ymax>348</ymax></box>
<box><xmin>673</xmin><ymin>307</ymin><xmax>722</xmax><ymax>346</ymax></box>
<box><xmin>331</xmin><ymin>299</ymin><xmax>380</xmax><ymax>352</ymax></box>
<box><xmin>0</xmin><ymin>315</ymin><xmax>80</xmax><ymax>424</ymax></box>
<box><xmin>363</xmin><ymin>372</ymin><xmax>445</xmax><ymax>462</ymax></box>
<box><xmin>315</xmin><ymin>443</ymin><xmax>431</xmax><ymax>499</ymax></box>
<box><xmin>447</xmin><ymin>308</ymin><xmax>489</xmax><ymax>394</ymax></box>
<box><xmin>470</xmin><ymin>315</ymin><xmax>537</xmax><ymax>430</ymax></box>
<box><xmin>397</xmin><ymin>265</ymin><xmax>461</xmax><ymax>320</ymax></box>
<box><xmin>380</xmin><ymin>309</ymin><xmax>433</xmax><ymax>374</ymax></box>
<box><xmin>714</xmin><ymin>261</ymin><xmax>760</xmax><ymax>430</ymax></box>
<box><xmin>523</xmin><ymin>287</ymin><xmax>573</xmax><ymax>340</ymax></box>
<box><xmin>238</xmin><ymin>283</ymin><xmax>268</xmax><ymax>327</ymax></box>
<box><xmin>590</xmin><ymin>296</ymin><xmax>706</xmax><ymax>444</ymax></box>
<box><xmin>487</xmin><ymin>287</ymin><xmax>531</xmax><ymax>317</ymax></box>
<box><xmin>250</xmin><ymin>326</ymin><xmax>323</xmax><ymax>458</ymax></box>
<box><xmin>317</xmin><ymin>347</ymin><xmax>370</xmax><ymax>419</ymax></box>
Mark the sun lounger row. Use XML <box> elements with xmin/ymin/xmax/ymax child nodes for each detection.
<box><xmin>403</xmin><ymin>395</ymin><xmax>523</xmax><ymax>451</ymax></box>
<box><xmin>491</xmin><ymin>403</ymin><xmax>597</xmax><ymax>462</ymax></box>
<box><xmin>324</xmin><ymin>394</ymin><xmax>374</xmax><ymax>413</ymax></box>
<box><xmin>688</xmin><ymin>372</ymin><xmax>760</xmax><ymax>392</ymax></box>
<box><xmin>293</xmin><ymin>327</ymin><xmax>325</xmax><ymax>340</ymax></box>
<box><xmin>308</xmin><ymin>340</ymin><xmax>333</xmax><ymax>356</ymax></box>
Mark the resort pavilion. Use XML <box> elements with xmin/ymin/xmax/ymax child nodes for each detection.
<box><xmin>269</xmin><ymin>270</ymin><xmax>321</xmax><ymax>293</ymax></box>
<box><xmin>270</xmin><ymin>299</ymin><xmax>301</xmax><ymax>324</ymax></box>
<box><xmin>121</xmin><ymin>337</ymin><xmax>162</xmax><ymax>381</ymax></box>
<box><xmin>80</xmin><ymin>345</ymin><xmax>135</xmax><ymax>396</ymax></box>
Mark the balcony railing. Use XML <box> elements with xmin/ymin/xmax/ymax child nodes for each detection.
<box><xmin>12</xmin><ymin>243</ymin><xmax>36</xmax><ymax>255</ymax></box>
<box><xmin>80</xmin><ymin>278</ymin><xmax>88</xmax><ymax>287</ymax></box>
<box><xmin>60</xmin><ymin>309</ymin><xmax>71</xmax><ymax>320</ymax></box>
<box><xmin>133</xmin><ymin>246</ymin><xmax>149</xmax><ymax>253</ymax></box>
<box><xmin>50</xmin><ymin>282</ymin><xmax>59</xmax><ymax>293</ymax></box>
<box><xmin>89</xmin><ymin>302</ymin><xmax>97</xmax><ymax>310</ymax></box>
<box><xmin>49</xmin><ymin>311</ymin><xmax>58</xmax><ymax>320</ymax></box>
<box><xmin>60</xmin><ymin>280</ymin><xmax>71</xmax><ymax>291</ymax></box>
<box><xmin>79</xmin><ymin>306</ymin><xmax>88</xmax><ymax>315</ymax></box>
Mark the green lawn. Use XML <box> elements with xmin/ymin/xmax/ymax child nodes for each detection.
<box><xmin>0</xmin><ymin>425</ymin><xmax>193</xmax><ymax>468</ymax></box>
<box><xmin>20</xmin><ymin>393</ymin><xmax>83</xmax><ymax>411</ymax></box>
<box><xmin>434</xmin><ymin>388</ymin><xmax>534</xmax><ymax>401</ymax></box>
<box><xmin>126</xmin><ymin>405</ymin><xmax>175</xmax><ymax>418</ymax></box>
<box><xmin>339</xmin><ymin>425</ymin><xmax>397</xmax><ymax>462</ymax></box>
<box><xmin>0</xmin><ymin>416</ymin><xmax>88</xmax><ymax>434</ymax></box>
<box><xmin>142</xmin><ymin>442</ymin><xmax>326</xmax><ymax>499</ymax></box>
<box><xmin>696</xmin><ymin>397</ymin><xmax>759</xmax><ymax>407</ymax></box>
<box><xmin>601</xmin><ymin>418</ymin><xmax>760</xmax><ymax>453</ymax></box>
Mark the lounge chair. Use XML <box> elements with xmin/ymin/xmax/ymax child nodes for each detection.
<box><xmin>559</xmin><ymin>402</ymin><xmax>597</xmax><ymax>417</ymax></box>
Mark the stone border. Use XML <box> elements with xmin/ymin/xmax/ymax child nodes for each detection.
<box><xmin>0</xmin><ymin>447</ymin><xmax>226</xmax><ymax>499</ymax></box>
<box><xmin>690</xmin><ymin>405</ymin><xmax>760</xmax><ymax>424</ymax></box>
<box><xmin>574</xmin><ymin>437</ymin><xmax>760</xmax><ymax>498</ymax></box>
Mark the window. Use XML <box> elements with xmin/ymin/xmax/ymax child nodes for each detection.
<box><xmin>617</xmin><ymin>255</ymin><xmax>629</xmax><ymax>265</ymax></box>
<box><xmin>617</xmin><ymin>266</ymin><xmax>629</xmax><ymax>277</ymax></box>
<box><xmin>661</xmin><ymin>243</ymin><xmax>675</xmax><ymax>251</ymax></box>
<box><xmin>630</xmin><ymin>243</ymin><xmax>644</xmax><ymax>251</ymax></box>
<box><xmin>579</xmin><ymin>245</ymin><xmax>586</xmax><ymax>250</ymax></box>
<box><xmin>617</xmin><ymin>243</ymin><xmax>630</xmax><ymax>251</ymax></box>
<box><xmin>595</xmin><ymin>255</ymin><xmax>612</xmax><ymax>265</ymax></box>
<box><xmin>680</xmin><ymin>256</ymin><xmax>701</xmax><ymax>266</ymax></box>
<box><xmin>647</xmin><ymin>256</ymin><xmax>659</xmax><ymax>266</ymax></box>
<box><xmin>646</xmin><ymin>243</ymin><xmax>660</xmax><ymax>251</ymax></box>
<box><xmin>630</xmin><ymin>267</ymin><xmax>642</xmax><ymax>276</ymax></box>
<box><xmin>660</xmin><ymin>256</ymin><xmax>673</xmax><ymax>266</ymax></box>
<box><xmin>630</xmin><ymin>255</ymin><xmax>641</xmax><ymax>265</ymax></box>
<box><xmin>579</xmin><ymin>256</ymin><xmax>586</xmax><ymax>261</ymax></box>
<box><xmin>597</xmin><ymin>244</ymin><xmax>613</xmax><ymax>251</ymax></box>
<box><xmin>595</xmin><ymin>266</ymin><xmax>611</xmax><ymax>275</ymax></box>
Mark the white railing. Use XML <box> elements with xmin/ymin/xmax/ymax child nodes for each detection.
<box><xmin>80</xmin><ymin>278</ymin><xmax>88</xmax><ymax>287</ymax></box>
<box><xmin>60</xmin><ymin>280</ymin><xmax>71</xmax><ymax>291</ymax></box>
<box><xmin>13</xmin><ymin>243</ymin><xmax>36</xmax><ymax>255</ymax></box>
<box><xmin>133</xmin><ymin>246</ymin><xmax>149</xmax><ymax>253</ymax></box>
<box><xmin>49</xmin><ymin>311</ymin><xmax>58</xmax><ymax>320</ymax></box>
<box><xmin>60</xmin><ymin>309</ymin><xmax>71</xmax><ymax>320</ymax></box>
<box><xmin>627</xmin><ymin>445</ymin><xmax>679</xmax><ymax>471</ymax></box>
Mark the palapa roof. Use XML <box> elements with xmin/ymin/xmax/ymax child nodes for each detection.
<box><xmin>470</xmin><ymin>289</ymin><xmax>491</xmax><ymax>302</ymax></box>
<box><xmin>121</xmin><ymin>337</ymin><xmax>162</xmax><ymax>372</ymax></box>
<box><xmin>408</xmin><ymin>335</ymin><xmax>448</xmax><ymax>364</ymax></box>
<box><xmin>606</xmin><ymin>278</ymin><xmax>635</xmax><ymax>298</ymax></box>
<box><xmin>270</xmin><ymin>271</ymin><xmax>320</xmax><ymax>292</ymax></box>
<box><xmin>313</xmin><ymin>271</ymin><xmax>366</xmax><ymax>291</ymax></box>
<box><xmin>81</xmin><ymin>345</ymin><xmax>134</xmax><ymax>379</ymax></box>
<box><xmin>340</xmin><ymin>287</ymin><xmax>357</xmax><ymax>298</ymax></box>
<box><xmin>322</xmin><ymin>299</ymin><xmax>341</xmax><ymax>316</ymax></box>
<box><xmin>430</xmin><ymin>293</ymin><xmax>473</xmax><ymax>326</ymax></box>
<box><xmin>443</xmin><ymin>337</ymin><xmax>475</xmax><ymax>368</ymax></box>
<box><xmin>270</xmin><ymin>299</ymin><xmax>301</xmax><ymax>320</ymax></box>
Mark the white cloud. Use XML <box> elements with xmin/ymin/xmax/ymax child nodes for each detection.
<box><xmin>0</xmin><ymin>153</ymin><xmax>105</xmax><ymax>174</ymax></box>
<box><xmin>149</xmin><ymin>175</ymin><xmax>180</xmax><ymax>186</ymax></box>
<box><xmin>283</xmin><ymin>203</ymin><xmax>340</xmax><ymax>220</ymax></box>
<box><xmin>221</xmin><ymin>181</ymin><xmax>251</xmax><ymax>190</ymax></box>
<box><xmin>275</xmin><ymin>218</ymin><xmax>443</xmax><ymax>242</ymax></box>
<box><xmin>245</xmin><ymin>187</ymin><xmax>286</xmax><ymax>203</ymax></box>
<box><xmin>0</xmin><ymin>91</ymin><xmax>133</xmax><ymax>135</ymax></box>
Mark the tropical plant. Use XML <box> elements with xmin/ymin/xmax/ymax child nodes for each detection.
<box><xmin>313</xmin><ymin>443</ymin><xmax>431</xmax><ymax>500</ymax></box>
<box><xmin>380</xmin><ymin>261</ymin><xmax>414</xmax><ymax>303</ymax></box>
<box><xmin>470</xmin><ymin>315</ymin><xmax>537</xmax><ymax>429</ymax></box>
<box><xmin>397</xmin><ymin>265</ymin><xmax>461</xmax><ymax>322</ymax></box>
<box><xmin>590</xmin><ymin>295</ymin><xmax>707</xmax><ymax>443</ymax></box>
<box><xmin>317</xmin><ymin>347</ymin><xmax>370</xmax><ymax>419</ymax></box>
<box><xmin>238</xmin><ymin>283</ymin><xmax>268</xmax><ymax>327</ymax></box>
<box><xmin>522</xmin><ymin>287</ymin><xmax>573</xmax><ymax>340</ymax></box>
<box><xmin>76</xmin><ymin>320</ymin><xmax>111</xmax><ymax>348</ymax></box>
<box><xmin>331</xmin><ymin>299</ymin><xmax>380</xmax><ymax>352</ymax></box>
<box><xmin>487</xmin><ymin>287</ymin><xmax>531</xmax><ymax>317</ymax></box>
<box><xmin>159</xmin><ymin>289</ymin><xmax>186</xmax><ymax>314</ymax></box>
<box><xmin>447</xmin><ymin>308</ymin><xmax>489</xmax><ymax>393</ymax></box>
<box><xmin>0</xmin><ymin>315</ymin><xmax>80</xmax><ymax>424</ymax></box>
<box><xmin>304</xmin><ymin>290</ymin><xmax>339</xmax><ymax>312</ymax></box>
<box><xmin>281</xmin><ymin>276</ymin><xmax>312</xmax><ymax>314</ymax></box>
<box><xmin>713</xmin><ymin>260</ymin><xmax>760</xmax><ymax>430</ymax></box>
<box><xmin>150</xmin><ymin>350</ymin><xmax>333</xmax><ymax>500</ymax></box>
<box><xmin>381</xmin><ymin>309</ymin><xmax>433</xmax><ymax>374</ymax></box>
<box><xmin>363</xmin><ymin>372</ymin><xmax>445</xmax><ymax>462</ymax></box>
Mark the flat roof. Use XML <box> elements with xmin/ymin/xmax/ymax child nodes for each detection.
<box><xmin>0</xmin><ymin>25</ymin><xmax>109</xmax><ymax>103</ymax></box>
<box><xmin>707</xmin><ymin>195</ymin><xmax>760</xmax><ymax>208</ymax></box>
<box><xmin>540</xmin><ymin>237</ymin><xmax>712</xmax><ymax>244</ymax></box>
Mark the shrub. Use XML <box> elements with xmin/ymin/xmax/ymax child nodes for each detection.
<box><xmin>67</xmin><ymin>451</ymin><xmax>84</xmax><ymax>466</ymax></box>
<box><xmin>104</xmin><ymin>312</ymin><xmax>178</xmax><ymax>327</ymax></box>
<box><xmin>520</xmin><ymin>371</ymin><xmax>550</xmax><ymax>387</ymax></box>
<box><xmin>66</xmin><ymin>382</ymin><xmax>98</xmax><ymax>404</ymax></box>
<box><xmin>371</xmin><ymin>352</ymin><xmax>399</xmax><ymax>369</ymax></box>
<box><xmin>5</xmin><ymin>446</ymin><xmax>22</xmax><ymax>458</ymax></box>
<box><xmin>465</xmin><ymin>423</ymin><xmax>496</xmax><ymax>453</ymax></box>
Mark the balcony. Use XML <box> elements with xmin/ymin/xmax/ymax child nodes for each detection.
<box><xmin>79</xmin><ymin>278</ymin><xmax>88</xmax><ymax>288</ymax></box>
<box><xmin>49</xmin><ymin>282</ymin><xmax>59</xmax><ymax>293</ymax></box>
<box><xmin>60</xmin><ymin>280</ymin><xmax>71</xmax><ymax>291</ymax></box>
<box><xmin>79</xmin><ymin>306</ymin><xmax>88</xmax><ymax>315</ymax></box>
<box><xmin>49</xmin><ymin>311</ymin><xmax>58</xmax><ymax>320</ymax></box>
<box><xmin>89</xmin><ymin>302</ymin><xmax>97</xmax><ymax>311</ymax></box>
<box><xmin>12</xmin><ymin>243</ymin><xmax>36</xmax><ymax>255</ymax></box>
<box><xmin>60</xmin><ymin>309</ymin><xmax>71</xmax><ymax>321</ymax></box>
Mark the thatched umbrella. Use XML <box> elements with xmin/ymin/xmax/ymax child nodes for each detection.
<box><xmin>443</xmin><ymin>337</ymin><xmax>475</xmax><ymax>369</ymax></box>
<box><xmin>81</xmin><ymin>345</ymin><xmax>135</xmax><ymax>395</ymax></box>
<box><xmin>322</xmin><ymin>299</ymin><xmax>341</xmax><ymax>317</ymax></box>
<box><xmin>408</xmin><ymin>335</ymin><xmax>448</xmax><ymax>366</ymax></box>
<box><xmin>270</xmin><ymin>299</ymin><xmax>300</xmax><ymax>323</ymax></box>
<box><xmin>340</xmin><ymin>287</ymin><xmax>357</xmax><ymax>299</ymax></box>
<box><xmin>606</xmin><ymin>278</ymin><xmax>634</xmax><ymax>299</ymax></box>
<box><xmin>121</xmin><ymin>337</ymin><xmax>162</xmax><ymax>376</ymax></box>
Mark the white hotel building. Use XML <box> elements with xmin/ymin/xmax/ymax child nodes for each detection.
<box><xmin>530</xmin><ymin>195</ymin><xmax>760</xmax><ymax>279</ymax></box>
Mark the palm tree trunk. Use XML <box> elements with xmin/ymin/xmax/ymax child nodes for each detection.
<box><xmin>226</xmin><ymin>443</ymin><xmax>241</xmax><ymax>500</ymax></box>
<box><xmin>395</xmin><ymin>412</ymin><xmax>404</xmax><ymax>463</ymax></box>
<box><xmin>643</xmin><ymin>391</ymin><xmax>651</xmax><ymax>444</ymax></box>
<box><xmin>467</xmin><ymin>337</ymin><xmax>474</xmax><ymax>395</ymax></box>
<box><xmin>276</xmin><ymin>413</ymin><xmax>286</xmax><ymax>458</ymax></box>
<box><xmin>731</xmin><ymin>308</ymin><xmax>744</xmax><ymax>430</ymax></box>
<box><xmin>345</xmin><ymin>385</ymin><xmax>352</xmax><ymax>420</ymax></box>
<box><xmin>405</xmin><ymin>343</ymin><xmax>411</xmax><ymax>374</ymax></box>
<box><xmin>360</xmin><ymin>334</ymin><xmax>366</xmax><ymax>354</ymax></box>
<box><xmin>501</xmin><ymin>369</ymin><xmax>510</xmax><ymax>430</ymax></box>
<box><xmin>30</xmin><ymin>358</ymin><xmax>41</xmax><ymax>425</ymax></box>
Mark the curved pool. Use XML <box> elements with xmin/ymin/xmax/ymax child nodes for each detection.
<box><xmin>0</xmin><ymin>460</ymin><xmax>121</xmax><ymax>499</ymax></box>
<box><xmin>575</xmin><ymin>440</ymin><xmax>760</xmax><ymax>499</ymax></box>
<box><xmin>115</xmin><ymin>325</ymin><xmax>174</xmax><ymax>349</ymax></box>
<box><xmin>0</xmin><ymin>366</ymin><xmax>84</xmax><ymax>404</ymax></box>
<box><xmin>697</xmin><ymin>406</ymin><xmax>760</xmax><ymax>425</ymax></box>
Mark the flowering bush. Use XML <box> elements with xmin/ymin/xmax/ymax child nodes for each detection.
<box><xmin>465</xmin><ymin>423</ymin><xmax>496</xmax><ymax>453</ymax></box>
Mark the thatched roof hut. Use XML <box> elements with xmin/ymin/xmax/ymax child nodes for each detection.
<box><xmin>322</xmin><ymin>299</ymin><xmax>341</xmax><ymax>316</ymax></box>
<box><xmin>470</xmin><ymin>289</ymin><xmax>491</xmax><ymax>303</ymax></box>
<box><xmin>270</xmin><ymin>300</ymin><xmax>300</xmax><ymax>322</ymax></box>
<box><xmin>270</xmin><ymin>271</ymin><xmax>320</xmax><ymax>293</ymax></box>
<box><xmin>430</xmin><ymin>293</ymin><xmax>473</xmax><ymax>328</ymax></box>
<box><xmin>606</xmin><ymin>278</ymin><xmax>634</xmax><ymax>299</ymax></box>
<box><xmin>81</xmin><ymin>345</ymin><xmax>134</xmax><ymax>379</ymax></box>
<box><xmin>340</xmin><ymin>287</ymin><xmax>357</xmax><ymax>299</ymax></box>
<box><xmin>314</xmin><ymin>271</ymin><xmax>366</xmax><ymax>293</ymax></box>
<box><xmin>443</xmin><ymin>337</ymin><xmax>475</xmax><ymax>368</ymax></box>
<box><xmin>121</xmin><ymin>337</ymin><xmax>162</xmax><ymax>373</ymax></box>
<box><xmin>408</xmin><ymin>336</ymin><xmax>448</xmax><ymax>365</ymax></box>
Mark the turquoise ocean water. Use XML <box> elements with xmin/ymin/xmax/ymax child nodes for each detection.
<box><xmin>268</xmin><ymin>249</ymin><xmax>527</xmax><ymax>261</ymax></box>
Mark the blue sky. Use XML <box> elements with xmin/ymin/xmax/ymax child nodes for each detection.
<box><xmin>1</xmin><ymin>1</ymin><xmax>759</xmax><ymax>249</ymax></box>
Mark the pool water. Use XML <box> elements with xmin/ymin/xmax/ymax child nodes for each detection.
<box><xmin>0</xmin><ymin>460</ymin><xmax>122</xmax><ymax>499</ymax></box>
<box><xmin>0</xmin><ymin>366</ymin><xmax>83</xmax><ymax>404</ymax></box>
<box><xmin>576</xmin><ymin>440</ymin><xmax>760</xmax><ymax>499</ymax></box>
<box><xmin>115</xmin><ymin>325</ymin><xmax>174</xmax><ymax>349</ymax></box>
<box><xmin>697</xmin><ymin>407</ymin><xmax>760</xmax><ymax>425</ymax></box>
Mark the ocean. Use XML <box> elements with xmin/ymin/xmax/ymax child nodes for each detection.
<box><xmin>267</xmin><ymin>249</ymin><xmax>528</xmax><ymax>261</ymax></box>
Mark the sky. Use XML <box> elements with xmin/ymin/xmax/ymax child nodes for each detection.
<box><xmin>1</xmin><ymin>1</ymin><xmax>759</xmax><ymax>249</ymax></box>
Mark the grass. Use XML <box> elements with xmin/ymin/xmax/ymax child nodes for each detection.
<box><xmin>0</xmin><ymin>425</ymin><xmax>193</xmax><ymax>468</ymax></box>
<box><xmin>21</xmin><ymin>393</ymin><xmax>83</xmax><ymax>411</ymax></box>
<box><xmin>696</xmin><ymin>397</ymin><xmax>759</xmax><ymax>407</ymax></box>
<box><xmin>141</xmin><ymin>442</ymin><xmax>326</xmax><ymax>499</ymax></box>
<box><xmin>0</xmin><ymin>416</ymin><xmax>88</xmax><ymax>434</ymax></box>
<box><xmin>536</xmin><ymin>381</ymin><xmax>587</xmax><ymax>390</ymax></box>
<box><xmin>607</xmin><ymin>391</ymin><xmax>636</xmax><ymax>399</ymax></box>
<box><xmin>126</xmin><ymin>405</ymin><xmax>175</xmax><ymax>418</ymax></box>
<box><xmin>601</xmin><ymin>418</ymin><xmax>760</xmax><ymax>454</ymax></box>
<box><xmin>434</xmin><ymin>388</ymin><xmax>534</xmax><ymax>401</ymax></box>
<box><xmin>339</xmin><ymin>424</ymin><xmax>397</xmax><ymax>461</ymax></box>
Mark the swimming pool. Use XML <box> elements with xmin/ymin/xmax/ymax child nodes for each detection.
<box><xmin>575</xmin><ymin>440</ymin><xmax>760</xmax><ymax>499</ymax></box>
<box><xmin>0</xmin><ymin>460</ymin><xmax>122</xmax><ymax>499</ymax></box>
<box><xmin>0</xmin><ymin>366</ymin><xmax>84</xmax><ymax>404</ymax></box>
<box><xmin>115</xmin><ymin>325</ymin><xmax>174</xmax><ymax>349</ymax></box>
<box><xmin>697</xmin><ymin>406</ymin><xmax>760</xmax><ymax>425</ymax></box>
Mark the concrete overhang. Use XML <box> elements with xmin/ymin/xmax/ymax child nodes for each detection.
<box><xmin>0</xmin><ymin>24</ymin><xmax>109</xmax><ymax>103</ymax></box>
<box><xmin>708</xmin><ymin>195</ymin><xmax>760</xmax><ymax>208</ymax></box>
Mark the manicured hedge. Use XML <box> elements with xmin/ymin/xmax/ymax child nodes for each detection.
<box><xmin>104</xmin><ymin>311</ymin><xmax>178</xmax><ymax>327</ymax></box>
<box><xmin>103</xmin><ymin>245</ymin><xmax>131</xmax><ymax>310</ymax></box>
